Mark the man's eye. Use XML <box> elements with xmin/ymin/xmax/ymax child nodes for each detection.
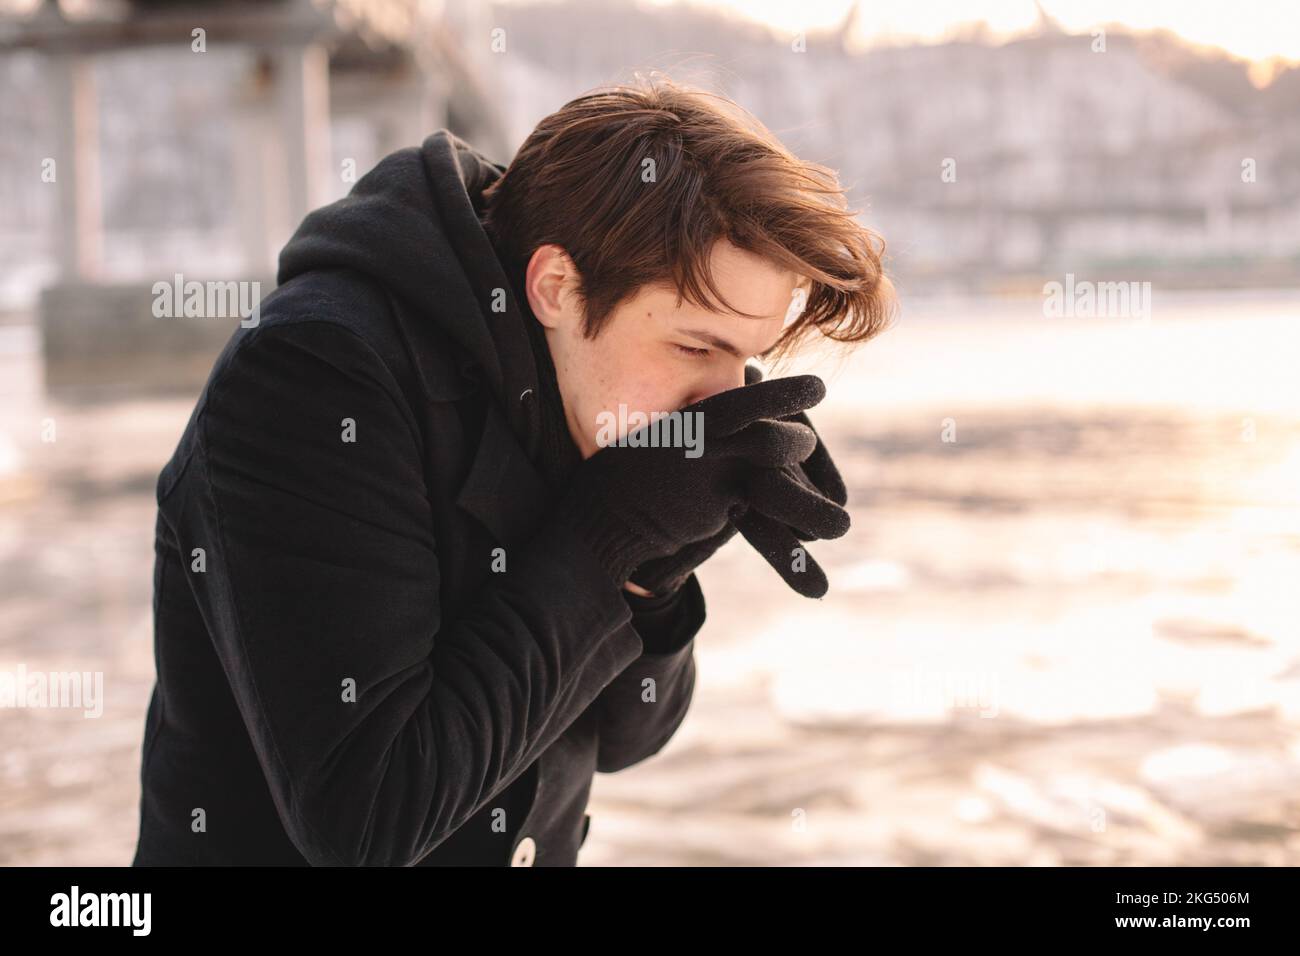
<box><xmin>674</xmin><ymin>344</ymin><xmax>710</xmax><ymax>358</ymax></box>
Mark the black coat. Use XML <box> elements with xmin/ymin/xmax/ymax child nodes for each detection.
<box><xmin>131</xmin><ymin>131</ymin><xmax>704</xmax><ymax>866</ymax></box>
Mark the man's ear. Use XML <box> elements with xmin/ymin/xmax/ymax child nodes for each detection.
<box><xmin>524</xmin><ymin>243</ymin><xmax>580</xmax><ymax>332</ymax></box>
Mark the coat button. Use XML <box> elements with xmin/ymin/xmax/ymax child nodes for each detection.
<box><xmin>511</xmin><ymin>835</ymin><xmax>536</xmax><ymax>867</ymax></box>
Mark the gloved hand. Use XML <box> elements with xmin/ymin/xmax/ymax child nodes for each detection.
<box><xmin>555</xmin><ymin>375</ymin><xmax>847</xmax><ymax>591</ymax></box>
<box><xmin>629</xmin><ymin>363</ymin><xmax>850</xmax><ymax>597</ymax></box>
<box><xmin>745</xmin><ymin>362</ymin><xmax>847</xmax><ymax>509</ymax></box>
<box><xmin>625</xmin><ymin>362</ymin><xmax>764</xmax><ymax>596</ymax></box>
<box><xmin>626</xmin><ymin>524</ymin><xmax>738</xmax><ymax>596</ymax></box>
<box><xmin>733</xmin><ymin>363</ymin><xmax>850</xmax><ymax>598</ymax></box>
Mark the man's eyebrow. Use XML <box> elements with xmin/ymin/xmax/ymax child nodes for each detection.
<box><xmin>677</xmin><ymin>328</ymin><xmax>745</xmax><ymax>358</ymax></box>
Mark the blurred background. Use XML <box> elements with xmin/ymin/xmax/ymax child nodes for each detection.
<box><xmin>1</xmin><ymin>0</ymin><xmax>1298</xmax><ymax>865</ymax></box>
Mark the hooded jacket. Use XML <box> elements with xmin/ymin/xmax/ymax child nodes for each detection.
<box><xmin>131</xmin><ymin>129</ymin><xmax>705</xmax><ymax>867</ymax></box>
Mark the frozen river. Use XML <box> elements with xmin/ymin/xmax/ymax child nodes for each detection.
<box><xmin>2</xmin><ymin>290</ymin><xmax>1298</xmax><ymax>864</ymax></box>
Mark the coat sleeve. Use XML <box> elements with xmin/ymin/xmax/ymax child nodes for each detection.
<box><xmin>592</xmin><ymin>574</ymin><xmax>704</xmax><ymax>774</ymax></box>
<box><xmin>166</xmin><ymin>318</ymin><xmax>643</xmax><ymax>866</ymax></box>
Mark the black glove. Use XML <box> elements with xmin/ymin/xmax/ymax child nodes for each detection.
<box><xmin>626</xmin><ymin>362</ymin><xmax>764</xmax><ymax>596</ymax></box>
<box><xmin>627</xmin><ymin>364</ymin><xmax>851</xmax><ymax>596</ymax></box>
<box><xmin>733</xmin><ymin>364</ymin><xmax>850</xmax><ymax>598</ymax></box>
<box><xmin>745</xmin><ymin>362</ymin><xmax>847</xmax><ymax>511</ymax></box>
<box><xmin>626</xmin><ymin>524</ymin><xmax>738</xmax><ymax>596</ymax></box>
<box><xmin>555</xmin><ymin>375</ymin><xmax>844</xmax><ymax>590</ymax></box>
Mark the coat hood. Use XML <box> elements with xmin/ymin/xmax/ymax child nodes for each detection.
<box><xmin>276</xmin><ymin>129</ymin><xmax>544</xmax><ymax>458</ymax></box>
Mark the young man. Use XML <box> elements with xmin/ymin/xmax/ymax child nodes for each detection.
<box><xmin>131</xmin><ymin>79</ymin><xmax>894</xmax><ymax>867</ymax></box>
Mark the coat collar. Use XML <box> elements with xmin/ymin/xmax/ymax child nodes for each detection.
<box><xmin>378</xmin><ymin>288</ymin><xmax>482</xmax><ymax>403</ymax></box>
<box><xmin>454</xmin><ymin>398</ymin><xmax>555</xmax><ymax>548</ymax></box>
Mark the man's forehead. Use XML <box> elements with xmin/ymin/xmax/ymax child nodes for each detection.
<box><xmin>707</xmin><ymin>242</ymin><xmax>803</xmax><ymax>316</ymax></box>
<box><xmin>656</xmin><ymin>276</ymin><xmax>802</xmax><ymax>327</ymax></box>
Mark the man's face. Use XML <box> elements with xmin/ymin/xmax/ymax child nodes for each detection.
<box><xmin>525</xmin><ymin>239</ymin><xmax>804</xmax><ymax>459</ymax></box>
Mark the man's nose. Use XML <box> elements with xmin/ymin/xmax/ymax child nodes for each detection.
<box><xmin>683</xmin><ymin>363</ymin><xmax>748</xmax><ymax>407</ymax></box>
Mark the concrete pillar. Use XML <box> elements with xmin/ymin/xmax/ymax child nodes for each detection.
<box><xmin>49</xmin><ymin>52</ymin><xmax>102</xmax><ymax>281</ymax></box>
<box><xmin>273</xmin><ymin>42</ymin><xmax>332</xmax><ymax>243</ymax></box>
<box><xmin>232</xmin><ymin>55</ymin><xmax>275</xmax><ymax>275</ymax></box>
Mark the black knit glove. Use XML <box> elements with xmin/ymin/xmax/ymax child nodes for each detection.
<box><xmin>745</xmin><ymin>363</ymin><xmax>847</xmax><ymax>511</ymax></box>
<box><xmin>556</xmin><ymin>375</ymin><xmax>843</xmax><ymax>590</ymax></box>
<box><xmin>626</xmin><ymin>362</ymin><xmax>764</xmax><ymax>596</ymax></box>
<box><xmin>732</xmin><ymin>365</ymin><xmax>850</xmax><ymax>598</ymax></box>
<box><xmin>626</xmin><ymin>524</ymin><xmax>738</xmax><ymax>596</ymax></box>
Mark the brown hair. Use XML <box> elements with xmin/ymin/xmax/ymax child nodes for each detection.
<box><xmin>481</xmin><ymin>74</ymin><xmax>896</xmax><ymax>363</ymax></box>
